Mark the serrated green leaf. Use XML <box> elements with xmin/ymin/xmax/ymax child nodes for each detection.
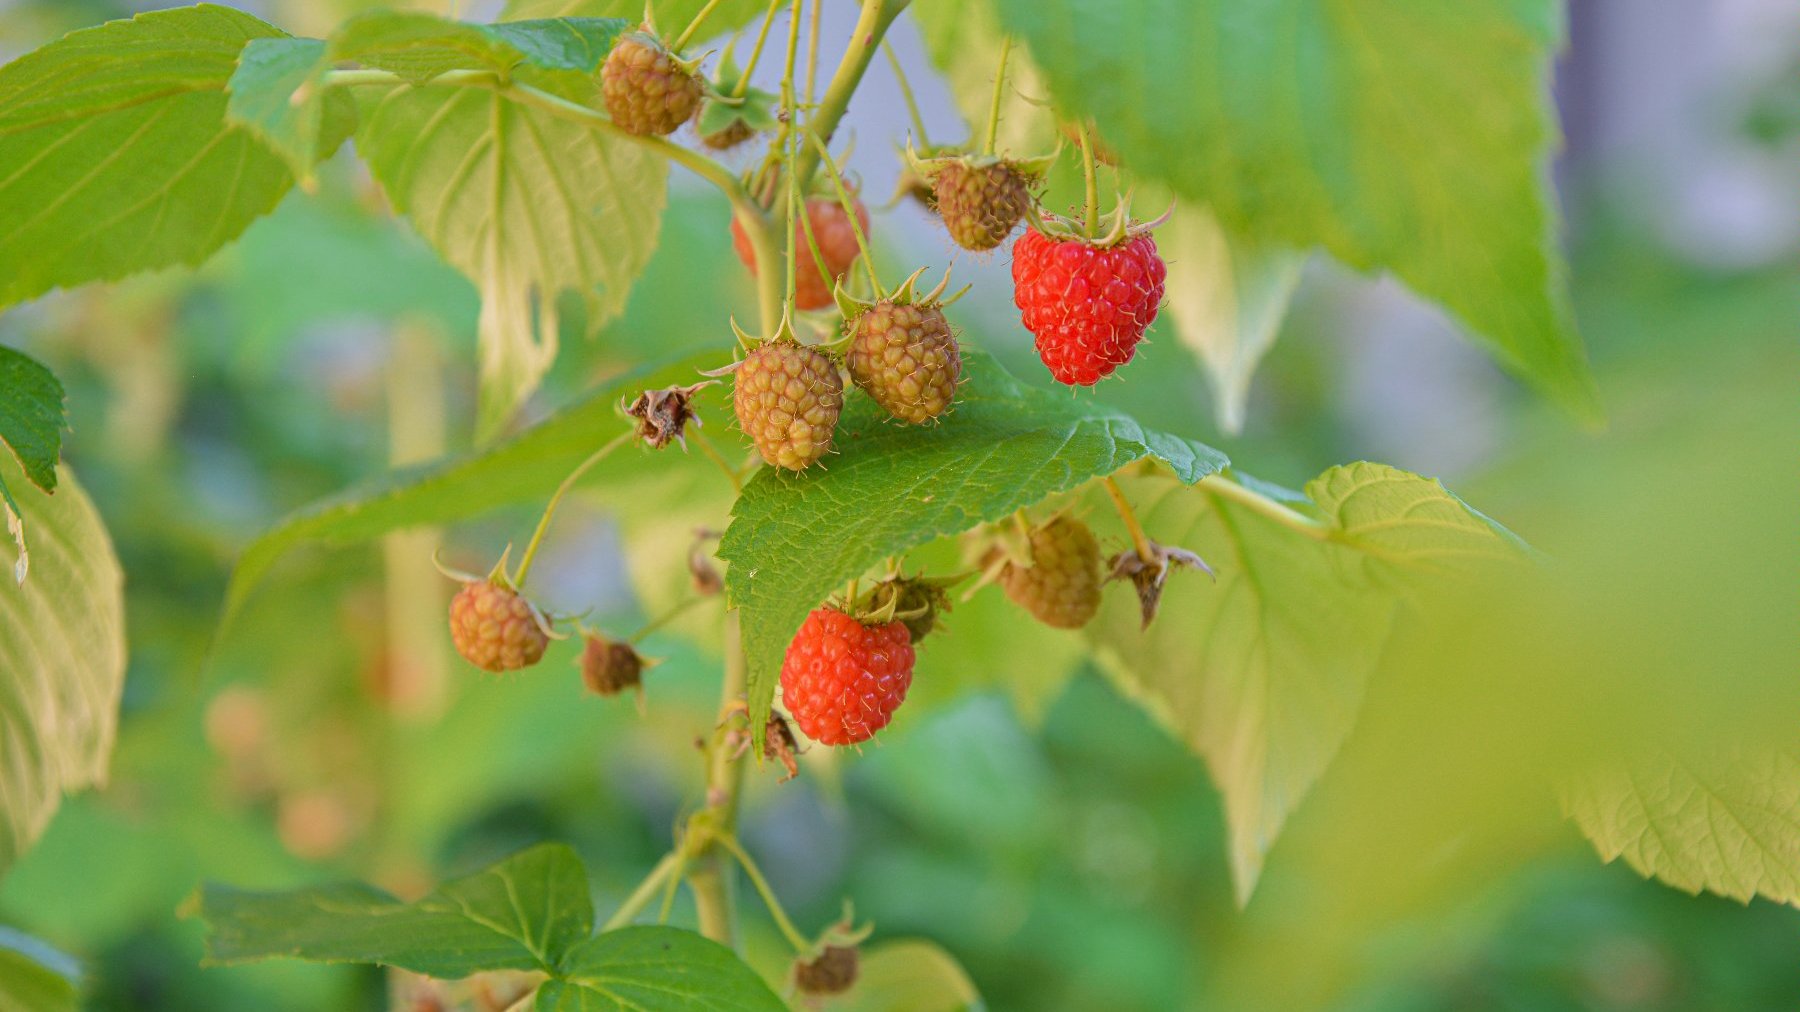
<box><xmin>835</xmin><ymin>939</ymin><xmax>985</xmax><ymax>1012</ymax></box>
<box><xmin>332</xmin><ymin>11</ymin><xmax>627</xmax><ymax>84</ymax></box>
<box><xmin>0</xmin><ymin>4</ymin><xmax>296</xmax><ymax>309</ymax></box>
<box><xmin>536</xmin><ymin>926</ymin><xmax>785</xmax><ymax>1010</ymax></box>
<box><xmin>352</xmin><ymin>53</ymin><xmax>666</xmax><ymax>439</ymax></box>
<box><xmin>1564</xmin><ymin>748</ymin><xmax>1800</xmax><ymax>906</ymax></box>
<box><xmin>719</xmin><ymin>350</ymin><xmax>1228</xmax><ymax>747</ymax></box>
<box><xmin>196</xmin><ymin>842</ymin><xmax>593</xmax><ymax>977</ymax></box>
<box><xmin>1156</xmin><ymin>201</ymin><xmax>1306</xmax><ymax>435</ymax></box>
<box><xmin>1086</xmin><ymin>463</ymin><xmax>1520</xmax><ymax>902</ymax></box>
<box><xmin>218</xmin><ymin>356</ymin><xmax>723</xmax><ymax>638</ymax></box>
<box><xmin>993</xmin><ymin>0</ymin><xmax>1599</xmax><ymax>421</ymax></box>
<box><xmin>0</xmin><ymin>456</ymin><xmax>125</xmax><ymax>876</ymax></box>
<box><xmin>0</xmin><ymin>927</ymin><xmax>80</xmax><ymax>1012</ymax></box>
<box><xmin>0</xmin><ymin>346</ymin><xmax>64</xmax><ymax>496</ymax></box>
<box><xmin>224</xmin><ymin>37</ymin><xmax>356</xmax><ymax>186</ymax></box>
<box><xmin>503</xmin><ymin>0</ymin><xmax>768</xmax><ymax>41</ymax></box>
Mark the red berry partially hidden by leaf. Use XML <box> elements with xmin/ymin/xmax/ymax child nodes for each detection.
<box><xmin>997</xmin><ymin>516</ymin><xmax>1104</xmax><ymax>629</ymax></box>
<box><xmin>780</xmin><ymin>608</ymin><xmax>914</xmax><ymax>746</ymax></box>
<box><xmin>449</xmin><ymin>581</ymin><xmax>549</xmax><ymax>672</ymax></box>
<box><xmin>1011</xmin><ymin>228</ymin><xmax>1166</xmax><ymax>385</ymax></box>
<box><xmin>602</xmin><ymin>32</ymin><xmax>702</xmax><ymax>137</ymax></box>
<box><xmin>733</xmin><ymin>339</ymin><xmax>844</xmax><ymax>470</ymax></box>
<box><xmin>934</xmin><ymin>159</ymin><xmax>1034</xmax><ymax>251</ymax></box>
<box><xmin>846</xmin><ymin>301</ymin><xmax>961</xmax><ymax>424</ymax></box>
<box><xmin>730</xmin><ymin>195</ymin><xmax>870</xmax><ymax>311</ymax></box>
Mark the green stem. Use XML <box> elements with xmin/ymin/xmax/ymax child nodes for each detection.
<box><xmin>1102</xmin><ymin>476</ymin><xmax>1154</xmax><ymax>561</ymax></box>
<box><xmin>1078</xmin><ymin>120</ymin><xmax>1099</xmax><ymax>238</ymax></box>
<box><xmin>733</xmin><ymin>0</ymin><xmax>786</xmax><ymax>99</ymax></box>
<box><xmin>1197</xmin><ymin>475</ymin><xmax>1332</xmax><ymax>541</ymax></box>
<box><xmin>883</xmin><ymin>40</ymin><xmax>929</xmax><ymax>146</ymax></box>
<box><xmin>671</xmin><ymin>0</ymin><xmax>724</xmax><ymax>52</ymax></box>
<box><xmin>689</xmin><ymin>613</ymin><xmax>751</xmax><ymax>945</ymax></box>
<box><xmin>601</xmin><ymin>851</ymin><xmax>683</xmax><ymax>931</ymax></box>
<box><xmin>981</xmin><ymin>36</ymin><xmax>1012</xmax><ymax>157</ymax></box>
<box><xmin>804</xmin><ymin>0</ymin><xmax>824</xmax><ymax>109</ymax></box>
<box><xmin>715</xmin><ymin>834</ymin><xmax>813</xmax><ymax>952</ymax></box>
<box><xmin>512</xmin><ymin>431</ymin><xmax>631</xmax><ymax>587</ymax></box>
<box><xmin>809</xmin><ymin>134</ymin><xmax>879</xmax><ymax>291</ymax></box>
<box><xmin>629</xmin><ymin>595</ymin><xmax>708</xmax><ymax>644</ymax></box>
<box><xmin>692</xmin><ymin>429</ymin><xmax>744</xmax><ymax>494</ymax></box>
<box><xmin>792</xmin><ymin>0</ymin><xmax>910</xmax><ymax>189</ymax></box>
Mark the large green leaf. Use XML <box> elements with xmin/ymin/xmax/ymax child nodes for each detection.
<box><xmin>334</xmin><ymin>12</ymin><xmax>627</xmax><ymax>84</ymax></box>
<box><xmin>0</xmin><ymin>457</ymin><xmax>125</xmax><ymax>876</ymax></box>
<box><xmin>0</xmin><ymin>927</ymin><xmax>79</xmax><ymax>1012</ymax></box>
<box><xmin>222</xmin><ymin>37</ymin><xmax>355</xmax><ymax>186</ymax></box>
<box><xmin>1156</xmin><ymin>202</ymin><xmax>1306</xmax><ymax>435</ymax></box>
<box><xmin>196</xmin><ymin>842</ymin><xmax>593</xmax><ymax>978</ymax></box>
<box><xmin>719</xmin><ymin>350</ymin><xmax>1228</xmax><ymax>744</ymax></box>
<box><xmin>0</xmin><ymin>4</ymin><xmax>295</xmax><ymax>308</ymax></box>
<box><xmin>1564</xmin><ymin>748</ymin><xmax>1800</xmax><ymax>906</ymax></box>
<box><xmin>536</xmin><ymin>927</ymin><xmax>786</xmax><ymax>1010</ymax></box>
<box><xmin>993</xmin><ymin>0</ymin><xmax>1599</xmax><ymax>420</ymax></box>
<box><xmin>1086</xmin><ymin>462</ymin><xmax>1519</xmax><ymax>902</ymax></box>
<box><xmin>350</xmin><ymin>15</ymin><xmax>666</xmax><ymax>439</ymax></box>
<box><xmin>218</xmin><ymin>356</ymin><xmax>723</xmax><ymax>636</ymax></box>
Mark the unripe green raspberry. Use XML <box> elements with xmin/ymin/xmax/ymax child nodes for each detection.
<box><xmin>934</xmin><ymin>159</ymin><xmax>1034</xmax><ymax>252</ymax></box>
<box><xmin>998</xmin><ymin>516</ymin><xmax>1103</xmax><ymax>629</ymax></box>
<box><xmin>733</xmin><ymin>340</ymin><xmax>844</xmax><ymax>470</ymax></box>
<box><xmin>601</xmin><ymin>33</ymin><xmax>702</xmax><ymax>137</ymax></box>
<box><xmin>449</xmin><ymin>581</ymin><xmax>549</xmax><ymax>672</ymax></box>
<box><xmin>846</xmin><ymin>301</ymin><xmax>961</xmax><ymax>424</ymax></box>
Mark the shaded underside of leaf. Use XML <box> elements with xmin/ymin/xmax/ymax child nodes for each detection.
<box><xmin>1086</xmin><ymin>463</ymin><xmax>1519</xmax><ymax>902</ymax></box>
<box><xmin>0</xmin><ymin>456</ymin><xmax>125</xmax><ymax>876</ymax></box>
<box><xmin>720</xmin><ymin>350</ymin><xmax>1228</xmax><ymax>746</ymax></box>
<box><xmin>1565</xmin><ymin>748</ymin><xmax>1800</xmax><ymax>906</ymax></box>
<box><xmin>0</xmin><ymin>345</ymin><xmax>66</xmax><ymax>495</ymax></box>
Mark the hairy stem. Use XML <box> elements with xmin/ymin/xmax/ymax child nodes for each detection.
<box><xmin>512</xmin><ymin>431</ymin><xmax>630</xmax><ymax>587</ymax></box>
<box><xmin>671</xmin><ymin>0</ymin><xmax>724</xmax><ymax>52</ymax></box>
<box><xmin>981</xmin><ymin>36</ymin><xmax>1012</xmax><ymax>157</ymax></box>
<box><xmin>792</xmin><ymin>0</ymin><xmax>910</xmax><ymax>189</ymax></box>
<box><xmin>883</xmin><ymin>40</ymin><xmax>930</xmax><ymax>146</ymax></box>
<box><xmin>1078</xmin><ymin>120</ymin><xmax>1099</xmax><ymax>238</ymax></box>
<box><xmin>1198</xmin><ymin>475</ymin><xmax>1332</xmax><ymax>540</ymax></box>
<box><xmin>601</xmin><ymin>851</ymin><xmax>683</xmax><ymax>931</ymax></box>
<box><xmin>809</xmin><ymin>134</ymin><xmax>880</xmax><ymax>291</ymax></box>
<box><xmin>1102</xmin><ymin>476</ymin><xmax>1155</xmax><ymax>561</ymax></box>
<box><xmin>716</xmin><ymin>834</ymin><xmax>813</xmax><ymax>952</ymax></box>
<box><xmin>690</xmin><ymin>613</ymin><xmax>751</xmax><ymax>945</ymax></box>
<box><xmin>733</xmin><ymin>0</ymin><xmax>786</xmax><ymax>98</ymax></box>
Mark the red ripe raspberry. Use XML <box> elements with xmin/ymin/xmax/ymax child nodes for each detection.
<box><xmin>731</xmin><ymin>196</ymin><xmax>870</xmax><ymax>311</ymax></box>
<box><xmin>732</xmin><ymin>339</ymin><xmax>844</xmax><ymax>470</ymax></box>
<box><xmin>997</xmin><ymin>516</ymin><xmax>1104</xmax><ymax>629</ymax></box>
<box><xmin>449</xmin><ymin>581</ymin><xmax>548</xmax><ymax>672</ymax></box>
<box><xmin>1011</xmin><ymin>228</ymin><xmax>1166</xmax><ymax>385</ymax></box>
<box><xmin>601</xmin><ymin>33</ymin><xmax>702</xmax><ymax>137</ymax></box>
<box><xmin>845</xmin><ymin>301</ymin><xmax>961</xmax><ymax>424</ymax></box>
<box><xmin>779</xmin><ymin>608</ymin><xmax>914</xmax><ymax>746</ymax></box>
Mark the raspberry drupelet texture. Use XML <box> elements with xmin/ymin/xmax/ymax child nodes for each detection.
<box><xmin>780</xmin><ymin>608</ymin><xmax>915</xmax><ymax>746</ymax></box>
<box><xmin>730</xmin><ymin>195</ymin><xmax>870</xmax><ymax>311</ymax></box>
<box><xmin>449</xmin><ymin>581</ymin><xmax>548</xmax><ymax>672</ymax></box>
<box><xmin>601</xmin><ymin>34</ymin><xmax>702</xmax><ymax>137</ymax></box>
<box><xmin>732</xmin><ymin>339</ymin><xmax>844</xmax><ymax>470</ymax></box>
<box><xmin>934</xmin><ymin>160</ymin><xmax>1033</xmax><ymax>251</ymax></box>
<box><xmin>846</xmin><ymin>301</ymin><xmax>962</xmax><ymax>424</ymax></box>
<box><xmin>999</xmin><ymin>516</ymin><xmax>1104</xmax><ymax>629</ymax></box>
<box><xmin>1011</xmin><ymin>228</ymin><xmax>1167</xmax><ymax>385</ymax></box>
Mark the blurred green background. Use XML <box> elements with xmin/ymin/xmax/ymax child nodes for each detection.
<box><xmin>1</xmin><ymin>0</ymin><xmax>1798</xmax><ymax>1009</ymax></box>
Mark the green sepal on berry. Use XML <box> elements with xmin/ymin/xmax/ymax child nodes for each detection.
<box><xmin>694</xmin><ymin>54</ymin><xmax>778</xmax><ymax>150</ymax></box>
<box><xmin>849</xmin><ymin>569</ymin><xmax>969</xmax><ymax>644</ymax></box>
<box><xmin>905</xmin><ymin>144</ymin><xmax>1059</xmax><ymax>252</ymax></box>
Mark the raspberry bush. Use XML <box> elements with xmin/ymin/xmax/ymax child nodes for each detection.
<box><xmin>0</xmin><ymin>1</ymin><xmax>1789</xmax><ymax>1009</ymax></box>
